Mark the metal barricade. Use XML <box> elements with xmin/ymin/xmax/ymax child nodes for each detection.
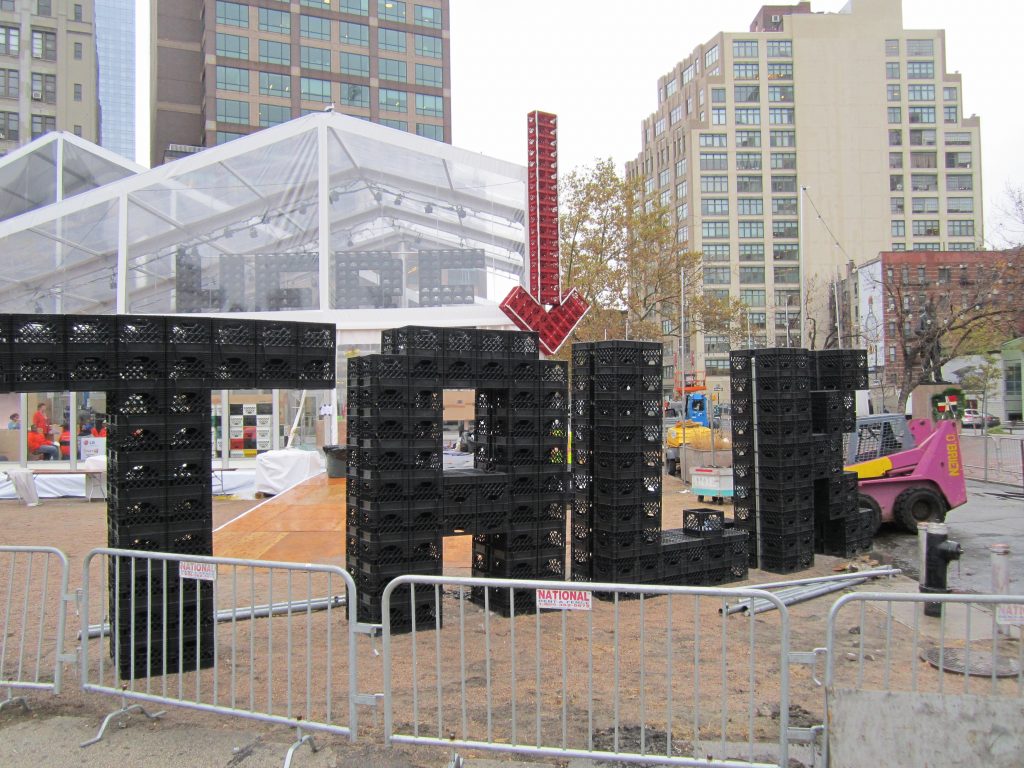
<box><xmin>824</xmin><ymin>591</ymin><xmax>1024</xmax><ymax>767</ymax></box>
<box><xmin>381</xmin><ymin>575</ymin><xmax>792</xmax><ymax>767</ymax></box>
<box><xmin>0</xmin><ymin>546</ymin><xmax>72</xmax><ymax>712</ymax></box>
<box><xmin>79</xmin><ymin>548</ymin><xmax>358</xmax><ymax>762</ymax></box>
<box><xmin>960</xmin><ymin>434</ymin><xmax>1024</xmax><ymax>486</ymax></box>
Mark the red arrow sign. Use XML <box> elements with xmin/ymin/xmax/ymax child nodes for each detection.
<box><xmin>500</xmin><ymin>286</ymin><xmax>590</xmax><ymax>356</ymax></box>
<box><xmin>500</xmin><ymin>111</ymin><xmax>590</xmax><ymax>354</ymax></box>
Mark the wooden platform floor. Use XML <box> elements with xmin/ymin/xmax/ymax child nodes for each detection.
<box><xmin>213</xmin><ymin>474</ymin><xmax>474</xmax><ymax>573</ymax></box>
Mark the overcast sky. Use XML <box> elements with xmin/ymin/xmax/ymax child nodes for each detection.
<box><xmin>135</xmin><ymin>0</ymin><xmax>1023</xmax><ymax>244</ymax></box>
<box><xmin>448</xmin><ymin>0</ymin><xmax>1024</xmax><ymax>246</ymax></box>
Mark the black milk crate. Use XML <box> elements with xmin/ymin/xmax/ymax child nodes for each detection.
<box><xmin>254</xmin><ymin>320</ymin><xmax>297</xmax><ymax>354</ymax></box>
<box><xmin>730</xmin><ymin>374</ymin><xmax>751</xmax><ymax>397</ymax></box>
<box><xmin>365</xmin><ymin>354</ymin><xmax>408</xmax><ymax>383</ymax></box>
<box><xmin>540</xmin><ymin>415</ymin><xmax>570</xmax><ymax>440</ymax></box>
<box><xmin>755</xmin><ymin>394</ymin><xmax>811</xmax><ymax>420</ymax></box>
<box><xmin>755</xmin><ymin>348</ymin><xmax>812</xmax><ymax>377</ymax></box>
<box><xmin>255</xmin><ymin>352</ymin><xmax>298</xmax><ymax>389</ymax></box>
<box><xmin>470</xmin><ymin>587</ymin><xmax>537</xmax><ymax>618</ymax></box>
<box><xmin>116</xmin><ymin>315</ymin><xmax>166</xmax><ymax>354</ymax></box>
<box><xmin>756</xmin><ymin>464</ymin><xmax>804</xmax><ymax>489</ymax></box>
<box><xmin>297</xmin><ymin>323</ymin><xmax>334</xmax><ymax>351</ymax></box>
<box><xmin>757</xmin><ymin>373</ymin><xmax>811</xmax><ymax>395</ymax></box>
<box><xmin>357</xmin><ymin>506</ymin><xmax>409</xmax><ymax>532</ymax></box>
<box><xmin>476</xmin><ymin>358</ymin><xmax>506</xmax><ymax>384</ymax></box>
<box><xmin>167</xmin><ymin>318</ymin><xmax>214</xmax><ymax>354</ymax></box>
<box><xmin>478</xmin><ymin>329</ymin><xmax>510</xmax><ymax>360</ymax></box>
<box><xmin>298</xmin><ymin>354</ymin><xmax>335</xmax><ymax>388</ymax></box>
<box><xmin>758</xmin><ymin>438</ymin><xmax>815</xmax><ymax>464</ymax></box>
<box><xmin>357</xmin><ymin>386</ymin><xmax>411</xmax><ymax>418</ymax></box>
<box><xmin>539</xmin><ymin>390</ymin><xmax>569</xmax><ymax>413</ymax></box>
<box><xmin>166</xmin><ymin>352</ymin><xmax>214</xmax><ymax>388</ymax></box>
<box><xmin>385</xmin><ymin>326</ymin><xmax>441</xmax><ymax>356</ymax></box>
<box><xmin>731</xmin><ymin>348</ymin><xmax>756</xmax><ymax>378</ymax></box>
<box><xmin>406</xmin><ymin>387</ymin><xmax>442</xmax><ymax>417</ymax></box>
<box><xmin>760</xmin><ymin>509</ymin><xmax>815</xmax><ymax>534</ymax></box>
<box><xmin>538</xmin><ymin>359</ymin><xmax>569</xmax><ymax>388</ymax></box>
<box><xmin>12</xmin><ymin>353</ymin><xmax>66</xmax><ymax>391</ymax></box>
<box><xmin>165</xmin><ymin>489</ymin><xmax>211</xmax><ymax>524</ymax></box>
<box><xmin>759</xmin><ymin>483</ymin><xmax>814</xmax><ymax>510</ymax></box>
<box><xmin>593</xmin><ymin>476</ymin><xmax>641</xmax><ymax>505</ymax></box>
<box><xmin>508</xmin><ymin>330</ymin><xmax>539</xmax><ymax>360</ymax></box>
<box><xmin>441</xmin><ymin>327</ymin><xmax>479</xmax><ymax>357</ymax></box>
<box><xmin>212</xmin><ymin>318</ymin><xmax>255</xmax><ymax>355</ymax></box>
<box><xmin>211</xmin><ymin>352</ymin><xmax>255</xmax><ymax>389</ymax></box>
<box><xmin>66</xmin><ymin>315</ymin><xmax>117</xmax><ymax>352</ymax></box>
<box><xmin>594</xmin><ymin>449</ymin><xmax>661</xmax><ymax>476</ymax></box>
<box><xmin>724</xmin><ymin>528</ymin><xmax>750</xmax><ymax>558</ymax></box>
<box><xmin>684</xmin><ymin>508</ymin><xmax>725</xmax><ymax>536</ymax></box>
<box><xmin>67</xmin><ymin>352</ymin><xmax>118</xmax><ymax>390</ymax></box>
<box><xmin>756</xmin><ymin>415</ymin><xmax>813</xmax><ymax>441</ymax></box>
<box><xmin>571</xmin><ymin>495</ymin><xmax>594</xmax><ymax>524</ymax></box>
<box><xmin>592</xmin><ymin>554</ymin><xmax>641</xmax><ymax>583</ymax></box>
<box><xmin>12</xmin><ymin>314</ymin><xmax>64</xmax><ymax>352</ymax></box>
<box><xmin>509</xmin><ymin>359</ymin><xmax>539</xmax><ymax>387</ymax></box>
<box><xmin>754</xmin><ymin>546</ymin><xmax>815</xmax><ymax>574</ymax></box>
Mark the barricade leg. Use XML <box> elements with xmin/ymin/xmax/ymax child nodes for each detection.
<box><xmin>80</xmin><ymin>695</ymin><xmax>165</xmax><ymax>748</ymax></box>
<box><xmin>0</xmin><ymin>686</ymin><xmax>29</xmax><ymax>714</ymax></box>
<box><xmin>282</xmin><ymin>726</ymin><xmax>318</xmax><ymax>768</ymax></box>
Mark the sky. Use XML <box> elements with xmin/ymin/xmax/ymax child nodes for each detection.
<box><xmin>447</xmin><ymin>0</ymin><xmax>1024</xmax><ymax>246</ymax></box>
<box><xmin>134</xmin><ymin>1</ymin><xmax>1024</xmax><ymax>245</ymax></box>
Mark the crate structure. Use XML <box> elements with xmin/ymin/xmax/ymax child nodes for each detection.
<box><xmin>346</xmin><ymin>326</ymin><xmax>570</xmax><ymax>628</ymax></box>
<box><xmin>0</xmin><ymin>314</ymin><xmax>336</xmax><ymax>678</ymax></box>
<box><xmin>730</xmin><ymin>347</ymin><xmax>871</xmax><ymax>574</ymax></box>
<box><xmin>570</xmin><ymin>340</ymin><xmax>747</xmax><ymax>588</ymax></box>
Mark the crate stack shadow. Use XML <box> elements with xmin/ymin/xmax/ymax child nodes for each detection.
<box><xmin>345</xmin><ymin>326</ymin><xmax>570</xmax><ymax>630</ymax></box>
<box><xmin>0</xmin><ymin>313</ymin><xmax>335</xmax><ymax>679</ymax></box>
<box><xmin>730</xmin><ymin>348</ymin><xmax>871</xmax><ymax>574</ymax></box>
<box><xmin>570</xmin><ymin>341</ymin><xmax>747</xmax><ymax>588</ymax></box>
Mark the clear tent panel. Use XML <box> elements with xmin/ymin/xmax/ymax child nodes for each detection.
<box><xmin>0</xmin><ymin>140</ymin><xmax>57</xmax><ymax>222</ymax></box>
<box><xmin>61</xmin><ymin>141</ymin><xmax>137</xmax><ymax>200</ymax></box>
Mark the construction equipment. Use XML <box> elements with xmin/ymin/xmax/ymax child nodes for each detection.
<box><xmin>845</xmin><ymin>416</ymin><xmax>967</xmax><ymax>533</ymax></box>
<box><xmin>664</xmin><ymin>390</ymin><xmax>718</xmax><ymax>476</ymax></box>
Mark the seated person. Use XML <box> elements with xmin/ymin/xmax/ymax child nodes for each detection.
<box><xmin>58</xmin><ymin>423</ymin><xmax>71</xmax><ymax>459</ymax></box>
<box><xmin>27</xmin><ymin>424</ymin><xmax>60</xmax><ymax>460</ymax></box>
<box><xmin>91</xmin><ymin>419</ymin><xmax>107</xmax><ymax>438</ymax></box>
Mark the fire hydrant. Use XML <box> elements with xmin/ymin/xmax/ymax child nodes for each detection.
<box><xmin>921</xmin><ymin>522</ymin><xmax>962</xmax><ymax>617</ymax></box>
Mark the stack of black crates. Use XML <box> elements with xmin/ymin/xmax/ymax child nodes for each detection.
<box><xmin>570</xmin><ymin>341</ymin><xmax>747</xmax><ymax>587</ymax></box>
<box><xmin>346</xmin><ymin>326</ymin><xmax>569</xmax><ymax>630</ymax></box>
<box><xmin>730</xmin><ymin>347</ymin><xmax>870</xmax><ymax>574</ymax></box>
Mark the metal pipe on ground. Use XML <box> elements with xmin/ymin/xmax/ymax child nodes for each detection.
<box><xmin>81</xmin><ymin>594</ymin><xmax>346</xmax><ymax>640</ymax></box>
<box><xmin>721</xmin><ymin>568</ymin><xmax>901</xmax><ymax>615</ymax></box>
<box><xmin>747</xmin><ymin>577</ymin><xmax>869</xmax><ymax>616</ymax></box>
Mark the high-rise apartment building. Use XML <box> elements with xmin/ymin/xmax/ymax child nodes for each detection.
<box><xmin>152</xmin><ymin>0</ymin><xmax>451</xmax><ymax>167</ymax></box>
<box><xmin>94</xmin><ymin>0</ymin><xmax>134</xmax><ymax>161</ymax></box>
<box><xmin>0</xmin><ymin>0</ymin><xmax>98</xmax><ymax>151</ymax></box>
<box><xmin>626</xmin><ymin>0</ymin><xmax>983</xmax><ymax>384</ymax></box>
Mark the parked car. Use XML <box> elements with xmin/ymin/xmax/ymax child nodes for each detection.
<box><xmin>961</xmin><ymin>408</ymin><xmax>1000</xmax><ymax>428</ymax></box>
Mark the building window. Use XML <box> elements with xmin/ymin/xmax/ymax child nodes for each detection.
<box><xmin>769</xmin><ymin>130</ymin><xmax>795</xmax><ymax>148</ymax></box>
<box><xmin>772</xmin><ymin>220</ymin><xmax>798</xmax><ymax>238</ymax></box>
<box><xmin>654</xmin><ymin>118</ymin><xmax>665</xmax><ymax>136</ymax></box>
<box><xmin>907</xmin><ymin>61</ymin><xmax>935</xmax><ymax>79</ymax></box>
<box><xmin>912</xmin><ymin>242</ymin><xmax>941</xmax><ymax>251</ymax></box>
<box><xmin>736</xmin><ymin>130</ymin><xmax>760</xmax><ymax>148</ymax></box>
<box><xmin>0</xmin><ymin>69</ymin><xmax>17</xmax><ymax>98</ymax></box>
<box><xmin>414</xmin><ymin>63</ymin><xmax>442</xmax><ymax>88</ymax></box>
<box><xmin>943</xmin><ymin>105</ymin><xmax>958</xmax><ymax>124</ymax></box>
<box><xmin>889</xmin><ymin>129</ymin><xmax>902</xmax><ymax>146</ymax></box>
<box><xmin>700</xmin><ymin>175</ymin><xmax>728</xmax><ymax>193</ymax></box>
<box><xmin>908</xmin><ymin>106</ymin><xmax>935</xmax><ymax>124</ymax></box>
<box><xmin>711</xmin><ymin>107</ymin><xmax>726</xmax><ymax>125</ymax></box>
<box><xmin>739</xmin><ymin>243</ymin><xmax>764</xmax><ymax>261</ymax></box>
<box><xmin>300</xmin><ymin>45</ymin><xmax>331</xmax><ymax>71</ymax></box>
<box><xmin>736</xmin><ymin>152</ymin><xmax>762</xmax><ymax>170</ymax></box>
<box><xmin>772</xmin><ymin>197</ymin><xmax>796</xmax><ymax>215</ymax></box>
<box><xmin>890</xmin><ymin>174</ymin><xmax>903</xmax><ymax>192</ymax></box>
<box><xmin>945</xmin><ymin>131</ymin><xmax>970</xmax><ymax>146</ymax></box>
<box><xmin>734</xmin><ymin>62</ymin><xmax>759</xmax><ymax>80</ymax></box>
<box><xmin>768</xmin><ymin>85</ymin><xmax>794</xmax><ymax>103</ymax></box>
<box><xmin>740</xmin><ymin>290</ymin><xmax>766</xmax><ymax>307</ymax></box>
<box><xmin>35</xmin><ymin>0</ymin><xmax>50</xmax><ymax>15</ymax></box>
<box><xmin>0</xmin><ymin>110</ymin><xmax>18</xmax><ymax>141</ymax></box>
<box><xmin>216</xmin><ymin>32</ymin><xmax>248</xmax><ymax>59</ymax></box>
<box><xmin>948</xmin><ymin>220</ymin><xmax>975</xmax><ymax>237</ymax></box>
<box><xmin>910</xmin><ymin>173</ymin><xmax>937</xmax><ymax>192</ymax></box>
<box><xmin>217</xmin><ymin>65</ymin><xmax>249</xmax><ymax>92</ymax></box>
<box><xmin>885</xmin><ymin>38</ymin><xmax>899</xmax><ymax>56</ymax></box>
<box><xmin>735</xmin><ymin>108</ymin><xmax>761</xmax><ymax>125</ymax></box>
<box><xmin>676</xmin><ymin>201</ymin><xmax>688</xmax><ymax>220</ymax></box>
<box><xmin>340</xmin><ymin>82</ymin><xmax>368</xmax><ymax>107</ymax></box>
<box><xmin>702</xmin><ymin>221</ymin><xmax>730</xmax><ymax>239</ymax></box>
<box><xmin>31</xmin><ymin>73</ymin><xmax>56</xmax><ymax>103</ymax></box>
<box><xmin>734</xmin><ymin>84</ymin><xmax>760</xmax><ymax>102</ymax></box>
<box><xmin>703</xmin><ymin>244</ymin><xmax>730</xmax><ymax>262</ymax></box>
<box><xmin>906</xmin><ymin>39</ymin><xmax>934</xmax><ymax>56</ymax></box>
<box><xmin>669</xmin><ymin>105</ymin><xmax>682</xmax><ymax>124</ymax></box>
<box><xmin>766</xmin><ymin>39</ymin><xmax>791</xmax><ymax>58</ymax></box>
<box><xmin>644</xmin><ymin>178</ymin><xmax>655</xmax><ymax>195</ymax></box>
<box><xmin>677</xmin><ymin>225</ymin><xmax>689</xmax><ymax>244</ymax></box>
<box><xmin>258</xmin><ymin>7</ymin><xmax>290</xmax><ymax>34</ymax></box>
<box><xmin>215</xmin><ymin>130</ymin><xmax>243</xmax><ymax>144</ymax></box>
<box><xmin>886</xmin><ymin>62</ymin><xmax>900</xmax><ymax>79</ymax></box>
<box><xmin>736</xmin><ymin>175</ymin><xmax>763</xmax><ymax>193</ymax></box>
<box><xmin>259</xmin><ymin>71</ymin><xmax>290</xmax><ymax>97</ymax></box>
<box><xmin>414</xmin><ymin>4</ymin><xmax>441</xmax><ymax>28</ymax></box>
<box><xmin>911</xmin><ymin>220</ymin><xmax>940</xmax><ymax>237</ymax></box>
<box><xmin>701</xmin><ymin>198</ymin><xmax>729</xmax><ymax>216</ymax></box>
<box><xmin>300</xmin><ymin>76</ymin><xmax>331</xmax><ymax>102</ymax></box>
<box><xmin>946</xmin><ymin>174</ymin><xmax>973</xmax><ymax>192</ymax></box>
<box><xmin>891</xmin><ymin>220</ymin><xmax>905</xmax><ymax>237</ymax></box>
<box><xmin>907</xmin><ymin>84</ymin><xmax>935</xmax><ymax>101</ymax></box>
<box><xmin>73</xmin><ymin>3</ymin><xmax>83</xmax><ymax>21</ymax></box>
<box><xmin>886</xmin><ymin>84</ymin><xmax>901</xmax><ymax>101</ymax></box>
<box><xmin>740</xmin><ymin>266</ymin><xmax>765</xmax><ymax>283</ymax></box>
<box><xmin>259</xmin><ymin>102</ymin><xmax>290</xmax><ymax>127</ymax></box>
<box><xmin>217</xmin><ymin>1</ymin><xmax>248</xmax><ymax>26</ymax></box>
<box><xmin>378</xmin><ymin>27</ymin><xmax>406</xmax><ymax>52</ymax></box>
<box><xmin>947</xmin><ymin>197</ymin><xmax>973</xmax><ymax>214</ymax></box>
<box><xmin>943</xmin><ymin>86</ymin><xmax>958</xmax><ymax>102</ymax></box>
<box><xmin>73</xmin><ymin>82</ymin><xmax>81</xmax><ymax>101</ymax></box>
<box><xmin>767</xmin><ymin>62</ymin><xmax>792</xmax><ymax>80</ymax></box>
<box><xmin>911</xmin><ymin>197</ymin><xmax>938</xmax><ymax>214</ymax></box>
<box><xmin>699</xmin><ymin>152</ymin><xmax>728</xmax><ymax>171</ymax></box>
<box><xmin>770</xmin><ymin>152</ymin><xmax>796</xmax><ymax>170</ymax></box>
<box><xmin>887</xmin><ymin>107</ymin><xmax>901</xmax><ymax>124</ymax></box>
<box><xmin>733</xmin><ymin>40</ymin><xmax>758</xmax><ymax>58</ymax></box>
<box><xmin>416</xmin><ymin>122</ymin><xmax>443</xmax><ymax>141</ymax></box>
<box><xmin>31</xmin><ymin>30</ymin><xmax>56</xmax><ymax>60</ymax></box>
<box><xmin>699</xmin><ymin>133</ymin><xmax>727</xmax><ymax>147</ymax></box>
<box><xmin>301</xmin><ymin>0</ymin><xmax>332</xmax><ymax>8</ymax></box>
<box><xmin>379</xmin><ymin>87</ymin><xmax>407</xmax><ymax>113</ymax></box>
<box><xmin>659</xmin><ymin>168</ymin><xmax>671</xmax><ymax>187</ymax></box>
<box><xmin>338</xmin><ymin>0</ymin><xmax>368</xmax><ymax>13</ymax></box>
<box><xmin>337</xmin><ymin>20</ymin><xmax>369</xmax><ymax>46</ymax></box>
<box><xmin>340</xmin><ymin>52</ymin><xmax>370</xmax><ymax>76</ymax></box>
<box><xmin>415</xmin><ymin>33</ymin><xmax>441</xmax><ymax>58</ymax></box>
<box><xmin>300</xmin><ymin>15</ymin><xmax>330</xmax><ymax>41</ymax></box>
<box><xmin>944</xmin><ymin>151</ymin><xmax>971</xmax><ymax>169</ymax></box>
<box><xmin>415</xmin><ymin>92</ymin><xmax>443</xmax><ymax>116</ymax></box>
<box><xmin>378</xmin><ymin>0</ymin><xmax>406</xmax><ymax>22</ymax></box>
<box><xmin>29</xmin><ymin>113</ymin><xmax>54</xmax><ymax>138</ymax></box>
<box><xmin>682</xmin><ymin>63</ymin><xmax>696</xmax><ymax>85</ymax></box>
<box><xmin>773</xmin><ymin>244</ymin><xmax>798</xmax><ymax>261</ymax></box>
<box><xmin>738</xmin><ymin>221</ymin><xmax>764</xmax><ymax>239</ymax></box>
<box><xmin>379</xmin><ymin>57</ymin><xmax>407</xmax><ymax>82</ymax></box>
<box><xmin>259</xmin><ymin>39</ymin><xmax>290</xmax><ymax>65</ymax></box>
<box><xmin>910</xmin><ymin>151</ymin><xmax>936</xmax><ymax>168</ymax></box>
<box><xmin>704</xmin><ymin>266</ymin><xmax>731</xmax><ymax>284</ymax></box>
<box><xmin>73</xmin><ymin>41</ymin><xmax>82</xmax><ymax>59</ymax></box>
<box><xmin>216</xmin><ymin>97</ymin><xmax>249</xmax><ymax>124</ymax></box>
<box><xmin>770</xmin><ymin>175</ymin><xmax>796</xmax><ymax>193</ymax></box>
<box><xmin>768</xmin><ymin>107</ymin><xmax>794</xmax><ymax>125</ymax></box>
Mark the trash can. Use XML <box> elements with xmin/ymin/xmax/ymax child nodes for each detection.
<box><xmin>322</xmin><ymin>445</ymin><xmax>347</xmax><ymax>478</ymax></box>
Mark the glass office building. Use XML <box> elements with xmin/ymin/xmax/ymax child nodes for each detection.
<box><xmin>94</xmin><ymin>0</ymin><xmax>135</xmax><ymax>161</ymax></box>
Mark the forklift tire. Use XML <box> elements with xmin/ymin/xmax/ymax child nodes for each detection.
<box><xmin>666</xmin><ymin>458</ymin><xmax>677</xmax><ymax>476</ymax></box>
<box><xmin>857</xmin><ymin>493</ymin><xmax>883</xmax><ymax>535</ymax></box>
<box><xmin>893</xmin><ymin>487</ymin><xmax>948</xmax><ymax>533</ymax></box>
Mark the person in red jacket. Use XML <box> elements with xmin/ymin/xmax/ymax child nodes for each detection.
<box><xmin>58</xmin><ymin>423</ymin><xmax>71</xmax><ymax>458</ymax></box>
<box><xmin>27</xmin><ymin>424</ymin><xmax>59</xmax><ymax>460</ymax></box>
<box><xmin>32</xmin><ymin>402</ymin><xmax>49</xmax><ymax>434</ymax></box>
<box><xmin>91</xmin><ymin>418</ymin><xmax>107</xmax><ymax>438</ymax></box>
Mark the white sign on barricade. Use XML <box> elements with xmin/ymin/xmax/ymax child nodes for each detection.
<box><xmin>997</xmin><ymin>603</ymin><xmax>1024</xmax><ymax>625</ymax></box>
<box><xmin>178</xmin><ymin>560</ymin><xmax>217</xmax><ymax>582</ymax></box>
<box><xmin>536</xmin><ymin>587</ymin><xmax>591</xmax><ymax>611</ymax></box>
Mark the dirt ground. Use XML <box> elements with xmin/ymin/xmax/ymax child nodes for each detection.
<box><xmin>1</xmin><ymin>476</ymin><xmax>1015</xmax><ymax>767</ymax></box>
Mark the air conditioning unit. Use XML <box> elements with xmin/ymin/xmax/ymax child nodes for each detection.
<box><xmin>771</xmin><ymin>14</ymin><xmax>782</xmax><ymax>23</ymax></box>
<box><xmin>31</xmin><ymin>90</ymin><xmax>42</xmax><ymax>100</ymax></box>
